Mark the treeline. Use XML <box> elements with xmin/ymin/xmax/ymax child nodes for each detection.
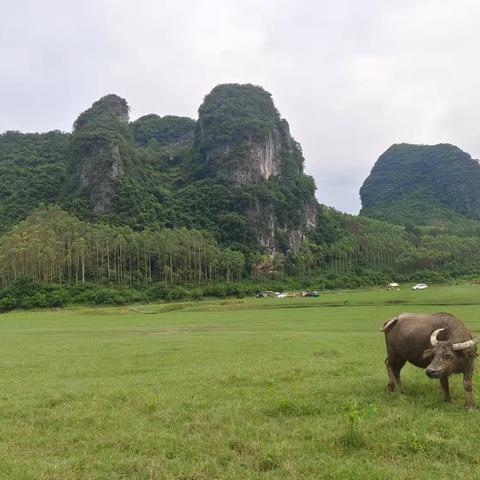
<box><xmin>0</xmin><ymin>207</ymin><xmax>244</xmax><ymax>288</ymax></box>
<box><xmin>3</xmin><ymin>206</ymin><xmax>480</xmax><ymax>311</ymax></box>
<box><xmin>3</xmin><ymin>206</ymin><xmax>480</xmax><ymax>290</ymax></box>
<box><xmin>289</xmin><ymin>207</ymin><xmax>480</xmax><ymax>279</ymax></box>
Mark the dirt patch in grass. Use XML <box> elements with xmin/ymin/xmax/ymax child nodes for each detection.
<box><xmin>128</xmin><ymin>327</ymin><xmax>212</xmax><ymax>336</ymax></box>
<box><xmin>128</xmin><ymin>304</ymin><xmax>190</xmax><ymax>314</ymax></box>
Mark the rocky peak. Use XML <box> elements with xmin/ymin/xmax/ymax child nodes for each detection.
<box><xmin>194</xmin><ymin>84</ymin><xmax>316</xmax><ymax>252</ymax></box>
<box><xmin>63</xmin><ymin>94</ymin><xmax>133</xmax><ymax>217</ymax></box>
<box><xmin>360</xmin><ymin>143</ymin><xmax>480</xmax><ymax>225</ymax></box>
<box><xmin>73</xmin><ymin>94</ymin><xmax>129</xmax><ymax>131</ymax></box>
<box><xmin>195</xmin><ymin>83</ymin><xmax>303</xmax><ymax>184</ymax></box>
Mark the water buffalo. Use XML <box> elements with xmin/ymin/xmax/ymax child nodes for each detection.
<box><xmin>381</xmin><ymin>312</ymin><xmax>479</xmax><ymax>409</ymax></box>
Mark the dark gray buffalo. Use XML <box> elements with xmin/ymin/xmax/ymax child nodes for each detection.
<box><xmin>381</xmin><ymin>312</ymin><xmax>479</xmax><ymax>409</ymax></box>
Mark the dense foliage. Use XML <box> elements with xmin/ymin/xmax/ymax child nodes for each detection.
<box><xmin>301</xmin><ymin>206</ymin><xmax>480</xmax><ymax>280</ymax></box>
<box><xmin>131</xmin><ymin>114</ymin><xmax>195</xmax><ymax>148</ymax></box>
<box><xmin>0</xmin><ymin>130</ymin><xmax>69</xmax><ymax>234</ymax></box>
<box><xmin>360</xmin><ymin>143</ymin><xmax>480</xmax><ymax>225</ymax></box>
<box><xmin>73</xmin><ymin>94</ymin><xmax>129</xmax><ymax>130</ymax></box>
<box><xmin>197</xmin><ymin>83</ymin><xmax>279</xmax><ymax>149</ymax></box>
<box><xmin>0</xmin><ymin>207</ymin><xmax>244</xmax><ymax>290</ymax></box>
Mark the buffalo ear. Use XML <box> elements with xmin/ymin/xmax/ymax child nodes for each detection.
<box><xmin>423</xmin><ymin>348</ymin><xmax>434</xmax><ymax>359</ymax></box>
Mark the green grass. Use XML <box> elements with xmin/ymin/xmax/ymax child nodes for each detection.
<box><xmin>1</xmin><ymin>284</ymin><xmax>480</xmax><ymax>479</ymax></box>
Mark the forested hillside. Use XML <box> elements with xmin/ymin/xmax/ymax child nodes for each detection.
<box><xmin>2</xmin><ymin>86</ymin><xmax>480</xmax><ymax>310</ymax></box>
<box><xmin>360</xmin><ymin>143</ymin><xmax>480</xmax><ymax>225</ymax></box>
<box><xmin>1</xmin><ymin>85</ymin><xmax>318</xmax><ymax>252</ymax></box>
<box><xmin>0</xmin><ymin>130</ymin><xmax>69</xmax><ymax>234</ymax></box>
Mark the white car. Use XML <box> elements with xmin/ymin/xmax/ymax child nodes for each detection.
<box><xmin>275</xmin><ymin>292</ymin><xmax>287</xmax><ymax>298</ymax></box>
<box><xmin>412</xmin><ymin>283</ymin><xmax>428</xmax><ymax>290</ymax></box>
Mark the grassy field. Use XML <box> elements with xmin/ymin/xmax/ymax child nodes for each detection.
<box><xmin>1</xmin><ymin>284</ymin><xmax>480</xmax><ymax>479</ymax></box>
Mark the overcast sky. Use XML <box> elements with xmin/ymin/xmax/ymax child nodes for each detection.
<box><xmin>1</xmin><ymin>0</ymin><xmax>479</xmax><ymax>213</ymax></box>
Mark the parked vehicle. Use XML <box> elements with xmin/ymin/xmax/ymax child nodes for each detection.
<box><xmin>412</xmin><ymin>283</ymin><xmax>428</xmax><ymax>290</ymax></box>
<box><xmin>255</xmin><ymin>291</ymin><xmax>275</xmax><ymax>298</ymax></box>
<box><xmin>305</xmin><ymin>291</ymin><xmax>319</xmax><ymax>297</ymax></box>
<box><xmin>275</xmin><ymin>292</ymin><xmax>287</xmax><ymax>299</ymax></box>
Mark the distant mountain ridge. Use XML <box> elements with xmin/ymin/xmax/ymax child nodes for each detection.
<box><xmin>0</xmin><ymin>84</ymin><xmax>317</xmax><ymax>254</ymax></box>
<box><xmin>360</xmin><ymin>143</ymin><xmax>480</xmax><ymax>225</ymax></box>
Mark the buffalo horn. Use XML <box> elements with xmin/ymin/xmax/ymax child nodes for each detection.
<box><xmin>452</xmin><ymin>336</ymin><xmax>480</xmax><ymax>351</ymax></box>
<box><xmin>430</xmin><ymin>328</ymin><xmax>445</xmax><ymax>346</ymax></box>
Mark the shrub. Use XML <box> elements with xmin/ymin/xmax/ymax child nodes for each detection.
<box><xmin>0</xmin><ymin>296</ymin><xmax>17</xmax><ymax>312</ymax></box>
<box><xmin>168</xmin><ymin>286</ymin><xmax>188</xmax><ymax>300</ymax></box>
<box><xmin>201</xmin><ymin>284</ymin><xmax>227</xmax><ymax>298</ymax></box>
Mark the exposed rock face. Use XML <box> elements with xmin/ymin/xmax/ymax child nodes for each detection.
<box><xmin>247</xmin><ymin>204</ymin><xmax>276</xmax><ymax>250</ymax></box>
<box><xmin>63</xmin><ymin>94</ymin><xmax>133</xmax><ymax>216</ymax></box>
<box><xmin>194</xmin><ymin>84</ymin><xmax>316</xmax><ymax>252</ymax></box>
<box><xmin>77</xmin><ymin>142</ymin><xmax>126</xmax><ymax>215</ymax></box>
<box><xmin>247</xmin><ymin>199</ymin><xmax>317</xmax><ymax>253</ymax></box>
<box><xmin>231</xmin><ymin>131</ymin><xmax>280</xmax><ymax>184</ymax></box>
<box><xmin>286</xmin><ymin>202</ymin><xmax>318</xmax><ymax>252</ymax></box>
<box><xmin>211</xmin><ymin>129</ymin><xmax>282</xmax><ymax>185</ymax></box>
<box><xmin>255</xmin><ymin>132</ymin><xmax>277</xmax><ymax>180</ymax></box>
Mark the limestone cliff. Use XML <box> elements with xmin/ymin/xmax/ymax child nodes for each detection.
<box><xmin>62</xmin><ymin>94</ymin><xmax>133</xmax><ymax>217</ymax></box>
<box><xmin>194</xmin><ymin>84</ymin><xmax>316</xmax><ymax>252</ymax></box>
<box><xmin>195</xmin><ymin>84</ymin><xmax>303</xmax><ymax>183</ymax></box>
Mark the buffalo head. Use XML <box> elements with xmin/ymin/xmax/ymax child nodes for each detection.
<box><xmin>423</xmin><ymin>329</ymin><xmax>478</xmax><ymax>379</ymax></box>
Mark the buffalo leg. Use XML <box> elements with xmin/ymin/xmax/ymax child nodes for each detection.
<box><xmin>439</xmin><ymin>377</ymin><xmax>451</xmax><ymax>403</ymax></box>
<box><xmin>463</xmin><ymin>368</ymin><xmax>475</xmax><ymax>410</ymax></box>
<box><xmin>385</xmin><ymin>357</ymin><xmax>404</xmax><ymax>392</ymax></box>
<box><xmin>385</xmin><ymin>358</ymin><xmax>396</xmax><ymax>391</ymax></box>
<box><xmin>392</xmin><ymin>360</ymin><xmax>405</xmax><ymax>390</ymax></box>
